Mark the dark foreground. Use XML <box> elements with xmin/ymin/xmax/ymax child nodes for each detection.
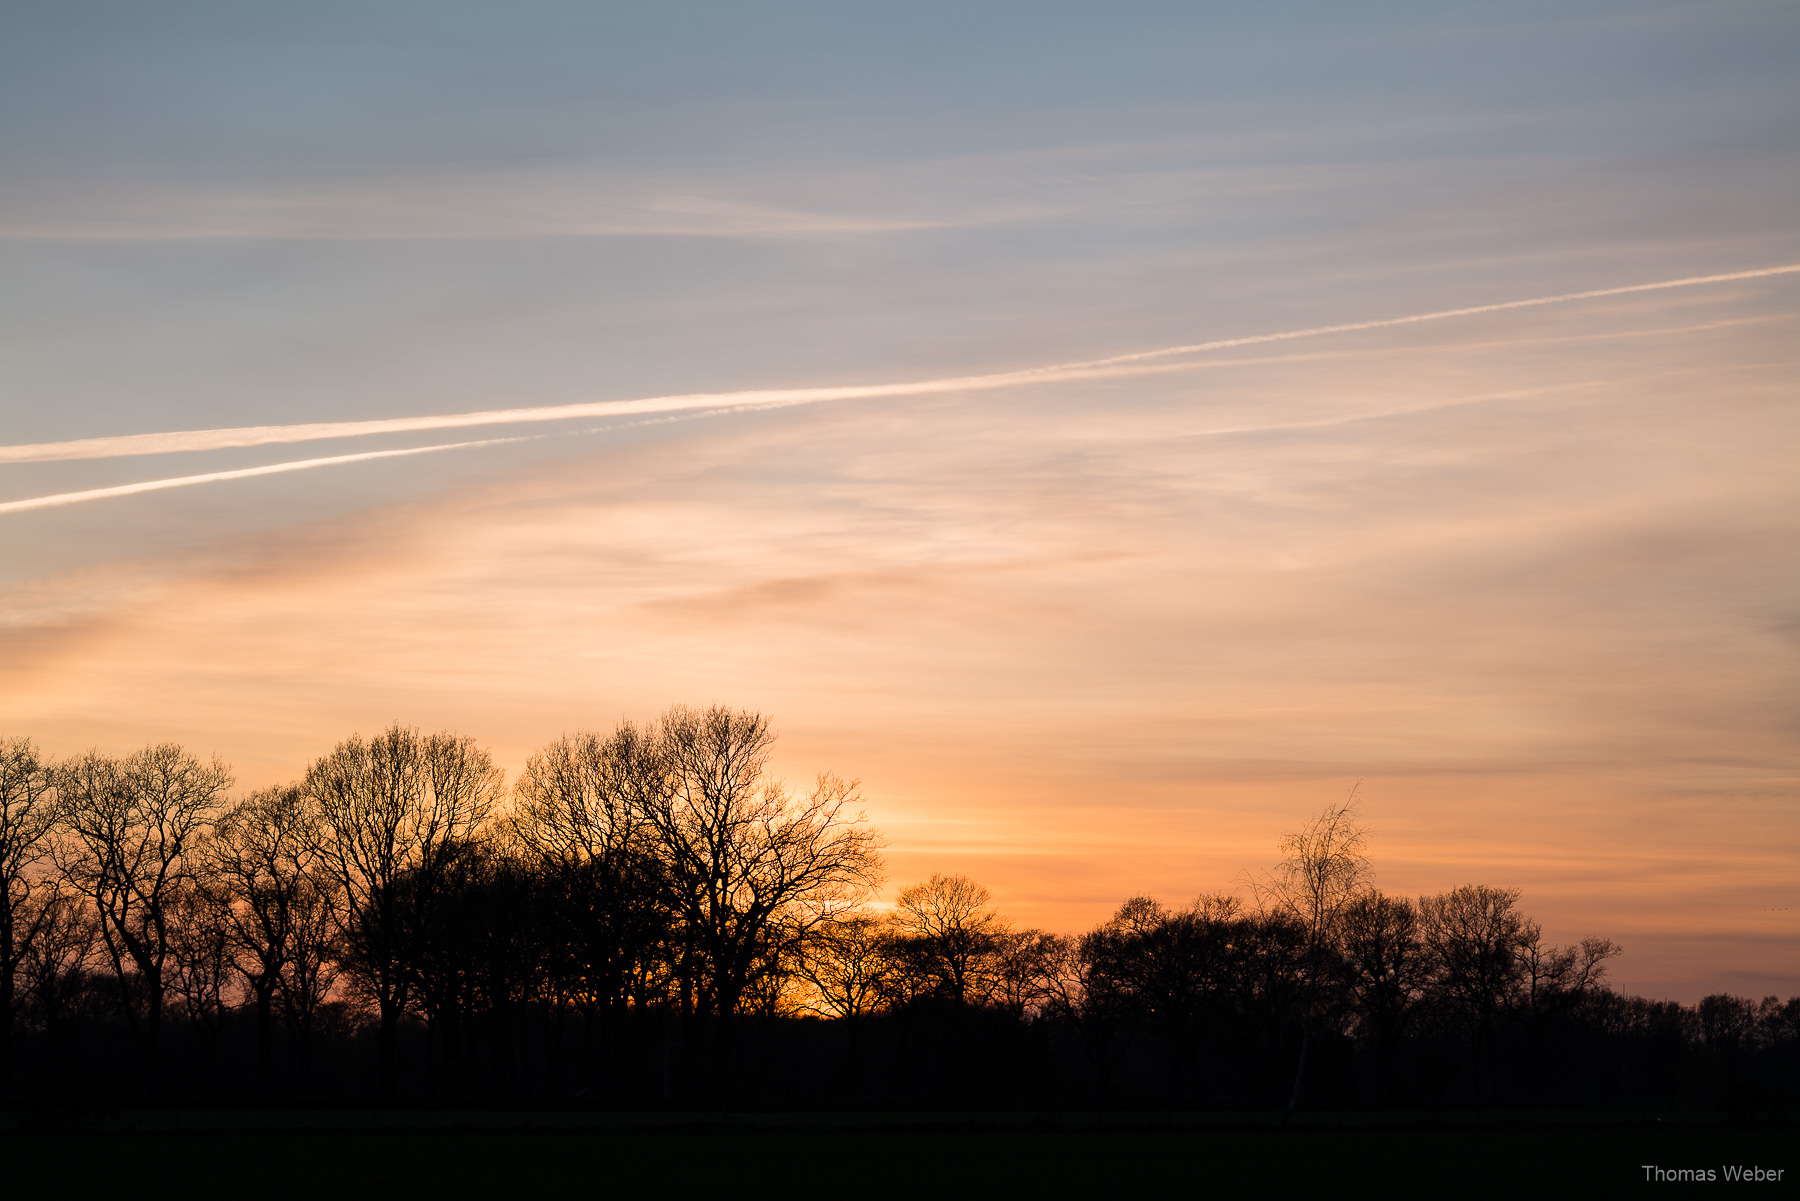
<box><xmin>1</xmin><ymin>1114</ymin><xmax>1791</xmax><ymax>1199</ymax></box>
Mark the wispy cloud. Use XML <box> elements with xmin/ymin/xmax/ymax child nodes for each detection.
<box><xmin>4</xmin><ymin>298</ymin><xmax>1793</xmax><ymax>999</ymax></box>
<box><xmin>5</xmin><ymin>262</ymin><xmax>1794</xmax><ymax>471</ymax></box>
<box><xmin>0</xmin><ymin>172</ymin><xmax>952</xmax><ymax>243</ymax></box>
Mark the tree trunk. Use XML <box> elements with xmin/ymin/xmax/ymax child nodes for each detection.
<box><xmin>1283</xmin><ymin>963</ymin><xmax>1321</xmax><ymax>1124</ymax></box>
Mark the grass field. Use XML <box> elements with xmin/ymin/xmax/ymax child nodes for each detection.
<box><xmin>3</xmin><ymin>1117</ymin><xmax>1791</xmax><ymax>1199</ymax></box>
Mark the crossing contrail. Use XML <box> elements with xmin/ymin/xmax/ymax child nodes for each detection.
<box><xmin>0</xmin><ymin>436</ymin><xmax>530</xmax><ymax>514</ymax></box>
<box><xmin>0</xmin><ymin>376</ymin><xmax>1634</xmax><ymax>517</ymax></box>
<box><xmin>3</xmin><ymin>262</ymin><xmax>1794</xmax><ymax>468</ymax></box>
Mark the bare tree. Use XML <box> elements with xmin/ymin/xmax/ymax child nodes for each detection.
<box><xmin>165</xmin><ymin>879</ymin><xmax>234</xmax><ymax>1072</ymax></box>
<box><xmin>877</xmin><ymin>926</ymin><xmax>942</xmax><ymax>1010</ymax></box>
<box><xmin>1082</xmin><ymin>894</ymin><xmax>1248</xmax><ymax>1105</ymax></box>
<box><xmin>305</xmin><ymin>724</ymin><xmax>501</xmax><ymax>1097</ymax></box>
<box><xmin>208</xmin><ymin>783</ymin><xmax>337</xmax><ymax>1095</ymax></box>
<box><xmin>1266</xmin><ymin>790</ymin><xmax>1374</xmax><ymax>947</ymax></box>
<box><xmin>1518</xmin><ymin>928</ymin><xmax>1621</xmax><ymax>1010</ymax></box>
<box><xmin>986</xmin><ymin>927</ymin><xmax>1063</xmax><ymax>1102</ymax></box>
<box><xmin>277</xmin><ymin>872</ymin><xmax>341</xmax><ymax>1095</ymax></box>
<box><xmin>1515</xmin><ymin>920</ymin><xmax>1621</xmax><ymax>1099</ymax></box>
<box><xmin>510</xmin><ymin>725</ymin><xmax>672</xmax><ymax>1096</ymax></box>
<box><xmin>0</xmin><ymin>735</ymin><xmax>59</xmax><ymax>1090</ymax></box>
<box><xmin>650</xmin><ymin>704</ymin><xmax>882</xmax><ymax>1092</ymax></box>
<box><xmin>739</xmin><ymin>910</ymin><xmax>808</xmax><ymax>1018</ymax></box>
<box><xmin>1336</xmin><ymin>890</ymin><xmax>1430</xmax><ymax>1103</ymax></box>
<box><xmin>399</xmin><ymin>836</ymin><xmax>486</xmax><ymax>1099</ymax></box>
<box><xmin>1259</xmin><ymin>789</ymin><xmax>1372</xmax><ymax>1119</ymax></box>
<box><xmin>15</xmin><ymin>880</ymin><xmax>100</xmax><ymax>1098</ymax></box>
<box><xmin>462</xmin><ymin>844</ymin><xmax>552</xmax><ymax>1100</ymax></box>
<box><xmin>892</xmin><ymin>873</ymin><xmax>1006</xmax><ymax>1008</ymax></box>
<box><xmin>795</xmin><ymin>909</ymin><xmax>897</xmax><ymax>1098</ymax></box>
<box><xmin>1418</xmin><ymin>883</ymin><xmax>1529</xmax><ymax>1101</ymax></box>
<box><xmin>798</xmin><ymin>911</ymin><xmax>897</xmax><ymax>1021</ymax></box>
<box><xmin>988</xmin><ymin>929</ymin><xmax>1062</xmax><ymax>1023</ymax></box>
<box><xmin>51</xmin><ymin>743</ymin><xmax>231</xmax><ymax>1094</ymax></box>
<box><xmin>1040</xmin><ymin>926</ymin><xmax>1138</xmax><ymax>1109</ymax></box>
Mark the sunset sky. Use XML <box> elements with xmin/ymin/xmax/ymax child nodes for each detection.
<box><xmin>2</xmin><ymin>1</ymin><xmax>1796</xmax><ymax>1001</ymax></box>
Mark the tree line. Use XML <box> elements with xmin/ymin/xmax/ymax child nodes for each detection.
<box><xmin>0</xmin><ymin>712</ymin><xmax>1793</xmax><ymax>1116</ymax></box>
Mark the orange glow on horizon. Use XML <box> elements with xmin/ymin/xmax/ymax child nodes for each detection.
<box><xmin>7</xmin><ymin>290</ymin><xmax>1795</xmax><ymax>1004</ymax></box>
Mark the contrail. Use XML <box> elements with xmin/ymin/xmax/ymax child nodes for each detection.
<box><xmin>0</xmin><ymin>436</ymin><xmax>528</xmax><ymax>515</ymax></box>
<box><xmin>7</xmin><ymin>262</ymin><xmax>1792</xmax><ymax>475</ymax></box>
<box><xmin>3</xmin><ymin>262</ymin><xmax>1794</xmax><ymax>467</ymax></box>
<box><xmin>0</xmin><ymin>363</ymin><xmax>1208</xmax><ymax>466</ymax></box>
<box><xmin>1055</xmin><ymin>263</ymin><xmax>1800</xmax><ymax>369</ymax></box>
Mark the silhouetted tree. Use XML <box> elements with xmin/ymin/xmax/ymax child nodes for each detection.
<box><xmin>511</xmin><ymin>725</ymin><xmax>672</xmax><ymax>1097</ymax></box>
<box><xmin>51</xmin><ymin>743</ymin><xmax>231</xmax><ymax>1096</ymax></box>
<box><xmin>463</xmin><ymin>847</ymin><xmax>550</xmax><ymax>1099</ymax></box>
<box><xmin>166</xmin><ymin>879</ymin><xmax>233</xmax><ymax>1075</ymax></box>
<box><xmin>400</xmin><ymin>837</ymin><xmax>485</xmax><ymax>1097</ymax></box>
<box><xmin>1223</xmin><ymin>907</ymin><xmax>1312</xmax><ymax>1098</ymax></box>
<box><xmin>1419</xmin><ymin>884</ymin><xmax>1528</xmax><ymax>1101</ymax></box>
<box><xmin>1515</xmin><ymin>922</ymin><xmax>1620</xmax><ymax>1099</ymax></box>
<box><xmin>0</xmin><ymin>723</ymin><xmax>1772</xmax><ymax>1114</ymax></box>
<box><xmin>0</xmin><ymin>735</ymin><xmax>59</xmax><ymax>1092</ymax></box>
<box><xmin>893</xmin><ymin>874</ymin><xmax>1008</xmax><ymax>1008</ymax></box>
<box><xmin>799</xmin><ymin>911</ymin><xmax>896</xmax><ymax>1022</ymax></box>
<box><xmin>396</xmin><ymin>837</ymin><xmax>548</xmax><ymax>1099</ymax></box>
<box><xmin>276</xmin><ymin>873</ymin><xmax>340</xmax><ymax>1094</ymax></box>
<box><xmin>1042</xmin><ymin>923</ymin><xmax>1138</xmax><ymax>1107</ymax></box>
<box><xmin>1336</xmin><ymin>891</ymin><xmax>1430</xmax><ymax>1102</ymax></box>
<box><xmin>207</xmin><ymin>784</ymin><xmax>338</xmax><ymax>1095</ymax></box>
<box><xmin>1261</xmin><ymin>792</ymin><xmax>1371</xmax><ymax>1117</ymax></box>
<box><xmin>1698</xmin><ymin>992</ymin><xmax>1758</xmax><ymax>1059</ymax></box>
<box><xmin>797</xmin><ymin>910</ymin><xmax>898</xmax><ymax>1096</ymax></box>
<box><xmin>989</xmin><ymin>928</ymin><xmax>1062</xmax><ymax>1023</ymax></box>
<box><xmin>739</xmin><ymin>911</ymin><xmax>807</xmax><ymax>1018</ymax></box>
<box><xmin>15</xmin><ymin>881</ymin><xmax>98</xmax><ymax>1070</ymax></box>
<box><xmin>1093</xmin><ymin>894</ymin><xmax>1244</xmax><ymax>1101</ymax></box>
<box><xmin>305</xmin><ymin>725</ymin><xmax>501</xmax><ymax>1097</ymax></box>
<box><xmin>650</xmin><ymin>705</ymin><xmax>882</xmax><ymax>1092</ymax></box>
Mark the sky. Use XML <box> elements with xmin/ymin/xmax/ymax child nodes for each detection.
<box><xmin>1</xmin><ymin>0</ymin><xmax>1796</xmax><ymax>1000</ymax></box>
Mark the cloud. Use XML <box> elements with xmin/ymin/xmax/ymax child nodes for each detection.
<box><xmin>0</xmin><ymin>170</ymin><xmax>953</xmax><ymax>243</ymax></box>
<box><xmin>0</xmin><ymin>370</ymin><xmax>1713</xmax><ymax>517</ymax></box>
<box><xmin>4</xmin><ymin>298</ymin><xmax>1794</xmax><ymax>1000</ymax></box>
<box><xmin>5</xmin><ymin>261</ymin><xmax>1794</xmax><ymax>471</ymax></box>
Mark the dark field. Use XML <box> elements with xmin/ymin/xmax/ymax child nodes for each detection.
<box><xmin>2</xmin><ymin>1116</ymin><xmax>1791</xmax><ymax>1199</ymax></box>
